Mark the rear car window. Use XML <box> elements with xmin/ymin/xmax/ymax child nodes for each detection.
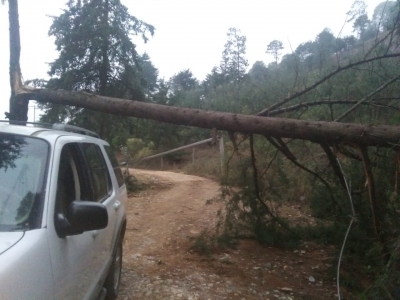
<box><xmin>104</xmin><ymin>146</ymin><xmax>125</xmax><ymax>187</ymax></box>
<box><xmin>0</xmin><ymin>133</ymin><xmax>49</xmax><ymax>231</ymax></box>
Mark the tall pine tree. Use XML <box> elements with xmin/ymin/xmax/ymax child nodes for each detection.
<box><xmin>220</xmin><ymin>27</ymin><xmax>248</xmax><ymax>83</ymax></box>
<box><xmin>40</xmin><ymin>0</ymin><xmax>156</xmax><ymax>140</ymax></box>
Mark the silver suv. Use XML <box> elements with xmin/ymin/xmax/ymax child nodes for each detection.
<box><xmin>0</xmin><ymin>121</ymin><xmax>127</xmax><ymax>300</ymax></box>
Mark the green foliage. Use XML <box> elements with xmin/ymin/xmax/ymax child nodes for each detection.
<box><xmin>189</xmin><ymin>229</ymin><xmax>237</xmax><ymax>256</ymax></box>
<box><xmin>124</xmin><ymin>174</ymin><xmax>138</xmax><ymax>193</ymax></box>
<box><xmin>170</xmin><ymin>69</ymin><xmax>198</xmax><ymax>93</ymax></box>
<box><xmin>124</xmin><ymin>174</ymin><xmax>153</xmax><ymax>194</ymax></box>
<box><xmin>210</xmin><ymin>136</ymin><xmax>300</xmax><ymax>249</ymax></box>
<box><xmin>266</xmin><ymin>40</ymin><xmax>284</xmax><ymax>64</ymax></box>
<box><xmin>47</xmin><ymin>0</ymin><xmax>154</xmax><ymax>95</ymax></box>
<box><xmin>217</xmin><ymin>182</ymin><xmax>300</xmax><ymax>249</ymax></box>
<box><xmin>220</xmin><ymin>27</ymin><xmax>249</xmax><ymax>82</ymax></box>
<box><xmin>182</xmin><ymin>155</ymin><xmax>221</xmax><ymax>178</ymax></box>
<box><xmin>189</xmin><ymin>229</ymin><xmax>215</xmax><ymax>255</ymax></box>
<box><xmin>126</xmin><ymin>137</ymin><xmax>154</xmax><ymax>160</ymax></box>
<box><xmin>364</xmin><ymin>238</ymin><xmax>400</xmax><ymax>299</ymax></box>
<box><xmin>204</xmin><ymin>128</ymin><xmax>400</xmax><ymax>298</ymax></box>
<box><xmin>304</xmin><ymin>150</ymin><xmax>400</xmax><ymax>296</ymax></box>
<box><xmin>353</xmin><ymin>14</ymin><xmax>370</xmax><ymax>39</ymax></box>
<box><xmin>163</xmin><ymin>150</ymin><xmax>185</xmax><ymax>163</ymax></box>
<box><xmin>372</xmin><ymin>1</ymin><xmax>399</xmax><ymax>31</ymax></box>
<box><xmin>126</xmin><ymin>138</ymin><xmax>145</xmax><ymax>155</ymax></box>
<box><xmin>248</xmin><ymin>61</ymin><xmax>268</xmax><ymax>83</ymax></box>
<box><xmin>40</xmin><ymin>0</ymin><xmax>156</xmax><ymax>143</ymax></box>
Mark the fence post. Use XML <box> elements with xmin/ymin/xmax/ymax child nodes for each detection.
<box><xmin>122</xmin><ymin>146</ymin><xmax>129</xmax><ymax>176</ymax></box>
<box><xmin>219</xmin><ymin>135</ymin><xmax>224</xmax><ymax>174</ymax></box>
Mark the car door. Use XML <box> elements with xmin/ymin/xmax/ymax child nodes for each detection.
<box><xmin>81</xmin><ymin>142</ymin><xmax>120</xmax><ymax>270</ymax></box>
<box><xmin>46</xmin><ymin>140</ymin><xmax>115</xmax><ymax>300</ymax></box>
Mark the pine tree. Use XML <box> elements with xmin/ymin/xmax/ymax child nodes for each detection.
<box><xmin>220</xmin><ymin>27</ymin><xmax>248</xmax><ymax>83</ymax></box>
<box><xmin>266</xmin><ymin>40</ymin><xmax>284</xmax><ymax>64</ymax></box>
<box><xmin>40</xmin><ymin>0</ymin><xmax>156</xmax><ymax>139</ymax></box>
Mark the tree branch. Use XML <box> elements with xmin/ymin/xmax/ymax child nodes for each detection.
<box><xmin>359</xmin><ymin>146</ymin><xmax>381</xmax><ymax>243</ymax></box>
<box><xmin>265</xmin><ymin>137</ymin><xmax>296</xmax><ymax>161</ymax></box>
<box><xmin>265</xmin><ymin>136</ymin><xmax>342</xmax><ymax>212</ymax></box>
<box><xmin>335</xmin><ymin>74</ymin><xmax>400</xmax><ymax>121</ymax></box>
<box><xmin>395</xmin><ymin>152</ymin><xmax>400</xmax><ymax>195</ymax></box>
<box><xmin>365</xmin><ymin>15</ymin><xmax>400</xmax><ymax>59</ymax></box>
<box><xmin>320</xmin><ymin>143</ymin><xmax>347</xmax><ymax>190</ymax></box>
<box><xmin>334</xmin><ymin>144</ymin><xmax>362</xmax><ymax>161</ymax></box>
<box><xmin>249</xmin><ymin>135</ymin><xmax>291</xmax><ymax>230</ymax></box>
<box><xmin>268</xmin><ymin>99</ymin><xmax>399</xmax><ymax>116</ymax></box>
<box><xmin>257</xmin><ymin>53</ymin><xmax>400</xmax><ymax>116</ymax></box>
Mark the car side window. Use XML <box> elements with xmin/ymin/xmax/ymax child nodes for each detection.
<box><xmin>55</xmin><ymin>144</ymin><xmax>87</xmax><ymax>216</ymax></box>
<box><xmin>82</xmin><ymin>143</ymin><xmax>111</xmax><ymax>202</ymax></box>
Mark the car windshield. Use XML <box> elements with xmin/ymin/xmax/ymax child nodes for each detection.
<box><xmin>0</xmin><ymin>133</ymin><xmax>49</xmax><ymax>231</ymax></box>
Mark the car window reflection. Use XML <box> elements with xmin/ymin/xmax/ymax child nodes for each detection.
<box><xmin>0</xmin><ymin>134</ymin><xmax>49</xmax><ymax>231</ymax></box>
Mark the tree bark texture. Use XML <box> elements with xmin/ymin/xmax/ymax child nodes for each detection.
<box><xmin>8</xmin><ymin>0</ymin><xmax>28</xmax><ymax>121</ymax></box>
<box><xmin>23</xmin><ymin>88</ymin><xmax>400</xmax><ymax>148</ymax></box>
<box><xmin>360</xmin><ymin>147</ymin><xmax>381</xmax><ymax>243</ymax></box>
<box><xmin>396</xmin><ymin>152</ymin><xmax>400</xmax><ymax>195</ymax></box>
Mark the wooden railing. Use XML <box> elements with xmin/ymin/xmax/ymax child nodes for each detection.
<box><xmin>123</xmin><ymin>136</ymin><xmax>225</xmax><ymax>172</ymax></box>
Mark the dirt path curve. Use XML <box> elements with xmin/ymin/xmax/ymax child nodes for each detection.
<box><xmin>118</xmin><ymin>169</ymin><xmax>337</xmax><ymax>300</ymax></box>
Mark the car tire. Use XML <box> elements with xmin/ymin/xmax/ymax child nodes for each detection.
<box><xmin>104</xmin><ymin>240</ymin><xmax>123</xmax><ymax>300</ymax></box>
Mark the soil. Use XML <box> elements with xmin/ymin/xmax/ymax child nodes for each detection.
<box><xmin>118</xmin><ymin>169</ymin><xmax>341</xmax><ymax>300</ymax></box>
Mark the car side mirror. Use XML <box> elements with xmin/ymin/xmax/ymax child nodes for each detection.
<box><xmin>55</xmin><ymin>201</ymin><xmax>108</xmax><ymax>237</ymax></box>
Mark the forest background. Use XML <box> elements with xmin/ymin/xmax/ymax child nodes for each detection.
<box><xmin>0</xmin><ymin>0</ymin><xmax>385</xmax><ymax>120</ymax></box>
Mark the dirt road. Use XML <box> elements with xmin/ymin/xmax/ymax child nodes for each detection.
<box><xmin>118</xmin><ymin>169</ymin><xmax>338</xmax><ymax>300</ymax></box>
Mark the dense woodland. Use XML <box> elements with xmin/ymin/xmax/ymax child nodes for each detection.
<box><xmin>5</xmin><ymin>0</ymin><xmax>400</xmax><ymax>298</ymax></box>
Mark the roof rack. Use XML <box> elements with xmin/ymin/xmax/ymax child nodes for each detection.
<box><xmin>0</xmin><ymin>120</ymin><xmax>100</xmax><ymax>138</ymax></box>
<box><xmin>52</xmin><ymin>123</ymin><xmax>99</xmax><ymax>138</ymax></box>
<box><xmin>0</xmin><ymin>120</ymin><xmax>53</xmax><ymax>128</ymax></box>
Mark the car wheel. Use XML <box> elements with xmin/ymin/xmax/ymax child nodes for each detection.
<box><xmin>104</xmin><ymin>240</ymin><xmax>123</xmax><ymax>300</ymax></box>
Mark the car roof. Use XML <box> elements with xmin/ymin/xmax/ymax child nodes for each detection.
<box><xmin>0</xmin><ymin>121</ymin><xmax>101</xmax><ymax>140</ymax></box>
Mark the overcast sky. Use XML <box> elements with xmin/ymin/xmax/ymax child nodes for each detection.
<box><xmin>0</xmin><ymin>0</ymin><xmax>384</xmax><ymax>121</ymax></box>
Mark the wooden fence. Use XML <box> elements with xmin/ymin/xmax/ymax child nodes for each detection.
<box><xmin>123</xmin><ymin>136</ymin><xmax>225</xmax><ymax>173</ymax></box>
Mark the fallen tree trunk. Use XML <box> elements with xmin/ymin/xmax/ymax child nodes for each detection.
<box><xmin>20</xmin><ymin>87</ymin><xmax>400</xmax><ymax>148</ymax></box>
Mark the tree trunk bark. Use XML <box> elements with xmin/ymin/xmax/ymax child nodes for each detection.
<box><xmin>99</xmin><ymin>0</ymin><xmax>109</xmax><ymax>96</ymax></box>
<box><xmin>8</xmin><ymin>0</ymin><xmax>28</xmax><ymax>121</ymax></box>
<box><xmin>18</xmin><ymin>87</ymin><xmax>400</xmax><ymax>148</ymax></box>
<box><xmin>360</xmin><ymin>147</ymin><xmax>382</xmax><ymax>243</ymax></box>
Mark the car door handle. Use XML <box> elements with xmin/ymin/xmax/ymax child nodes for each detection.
<box><xmin>114</xmin><ymin>201</ymin><xmax>121</xmax><ymax>211</ymax></box>
<box><xmin>92</xmin><ymin>230</ymin><xmax>100</xmax><ymax>238</ymax></box>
